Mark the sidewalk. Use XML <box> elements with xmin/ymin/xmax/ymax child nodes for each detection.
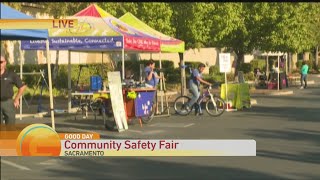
<box><xmin>250</xmin><ymin>74</ymin><xmax>320</xmax><ymax>96</ymax></box>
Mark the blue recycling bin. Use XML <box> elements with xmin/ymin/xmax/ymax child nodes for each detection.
<box><xmin>90</xmin><ymin>76</ymin><xmax>102</xmax><ymax>91</ymax></box>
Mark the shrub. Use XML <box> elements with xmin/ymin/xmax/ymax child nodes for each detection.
<box><xmin>184</xmin><ymin>61</ymin><xmax>204</xmax><ymax>69</ymax></box>
<box><xmin>244</xmin><ymin>72</ymin><xmax>255</xmax><ymax>81</ymax></box>
<box><xmin>7</xmin><ymin>64</ymin><xmax>113</xmax><ymax>90</ymax></box>
<box><xmin>117</xmin><ymin>60</ymin><xmax>175</xmax><ymax>81</ymax></box>
<box><xmin>296</xmin><ymin>61</ymin><xmax>303</xmax><ymax>70</ymax></box>
<box><xmin>166</xmin><ymin>68</ymin><xmax>181</xmax><ymax>83</ymax></box>
<box><xmin>238</xmin><ymin>63</ymin><xmax>252</xmax><ymax>73</ymax></box>
<box><xmin>296</xmin><ymin>60</ymin><xmax>314</xmax><ymax>72</ymax></box>
<box><xmin>209</xmin><ymin>65</ymin><xmax>220</xmax><ymax>75</ymax></box>
<box><xmin>250</xmin><ymin>59</ymin><xmax>266</xmax><ymax>71</ymax></box>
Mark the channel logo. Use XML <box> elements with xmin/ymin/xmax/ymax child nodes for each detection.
<box><xmin>16</xmin><ymin>124</ymin><xmax>61</xmax><ymax>156</ymax></box>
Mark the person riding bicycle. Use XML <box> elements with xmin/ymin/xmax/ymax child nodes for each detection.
<box><xmin>185</xmin><ymin>63</ymin><xmax>212</xmax><ymax>115</ymax></box>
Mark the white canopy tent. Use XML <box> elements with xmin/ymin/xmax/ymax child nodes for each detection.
<box><xmin>253</xmin><ymin>50</ymin><xmax>288</xmax><ymax>91</ymax></box>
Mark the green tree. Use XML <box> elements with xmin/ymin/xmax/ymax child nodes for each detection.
<box><xmin>264</xmin><ymin>3</ymin><xmax>315</xmax><ymax>53</ymax></box>
<box><xmin>41</xmin><ymin>2</ymin><xmax>90</xmax><ymax>87</ymax></box>
<box><xmin>3</xmin><ymin>2</ymin><xmax>23</xmax><ymax>10</ymax></box>
<box><xmin>207</xmin><ymin>3</ymin><xmax>248</xmax><ymax>75</ymax></box>
<box><xmin>98</xmin><ymin>2</ymin><xmax>138</xmax><ymax>17</ymax></box>
<box><xmin>203</xmin><ymin>3</ymin><xmax>319</xmax><ymax>74</ymax></box>
<box><xmin>135</xmin><ymin>3</ymin><xmax>174</xmax><ymax>37</ymax></box>
<box><xmin>42</xmin><ymin>3</ymin><xmax>90</xmax><ymax>18</ymax></box>
<box><xmin>170</xmin><ymin>3</ymin><xmax>195</xmax><ymax>49</ymax></box>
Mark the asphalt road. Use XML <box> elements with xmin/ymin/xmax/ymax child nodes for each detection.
<box><xmin>1</xmin><ymin>76</ymin><xmax>320</xmax><ymax>180</ymax></box>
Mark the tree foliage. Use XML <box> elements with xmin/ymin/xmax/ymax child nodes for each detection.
<box><xmin>41</xmin><ymin>3</ymin><xmax>90</xmax><ymax>18</ymax></box>
<box><xmin>98</xmin><ymin>2</ymin><xmax>139</xmax><ymax>17</ymax></box>
<box><xmin>3</xmin><ymin>2</ymin><xmax>23</xmax><ymax>10</ymax></box>
<box><xmin>5</xmin><ymin>2</ymin><xmax>320</xmax><ymax>70</ymax></box>
<box><xmin>170</xmin><ymin>3</ymin><xmax>194</xmax><ymax>49</ymax></box>
<box><xmin>136</xmin><ymin>3</ymin><xmax>174</xmax><ymax>37</ymax></box>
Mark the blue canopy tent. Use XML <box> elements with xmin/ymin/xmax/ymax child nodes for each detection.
<box><xmin>0</xmin><ymin>3</ymin><xmax>48</xmax><ymax>40</ymax></box>
<box><xmin>0</xmin><ymin>3</ymin><xmax>56</xmax><ymax>129</ymax></box>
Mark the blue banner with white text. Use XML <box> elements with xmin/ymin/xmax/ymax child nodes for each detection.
<box><xmin>21</xmin><ymin>36</ymin><xmax>123</xmax><ymax>50</ymax></box>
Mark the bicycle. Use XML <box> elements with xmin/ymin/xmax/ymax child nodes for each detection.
<box><xmin>174</xmin><ymin>85</ymin><xmax>225</xmax><ymax>116</ymax></box>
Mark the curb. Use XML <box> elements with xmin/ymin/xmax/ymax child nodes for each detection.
<box><xmin>16</xmin><ymin>114</ymin><xmax>35</xmax><ymax>119</ymax></box>
<box><xmin>268</xmin><ymin>90</ymin><xmax>294</xmax><ymax>96</ymax></box>
<box><xmin>250</xmin><ymin>90</ymin><xmax>294</xmax><ymax>96</ymax></box>
<box><xmin>33</xmin><ymin>112</ymin><xmax>48</xmax><ymax>118</ymax></box>
<box><xmin>292</xmin><ymin>80</ymin><xmax>315</xmax><ymax>85</ymax></box>
<box><xmin>250</xmin><ymin>99</ymin><xmax>257</xmax><ymax>105</ymax></box>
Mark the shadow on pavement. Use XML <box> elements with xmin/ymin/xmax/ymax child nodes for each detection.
<box><xmin>41</xmin><ymin>157</ymin><xmax>288</xmax><ymax>180</ymax></box>
<box><xmin>246</xmin><ymin>128</ymin><xmax>320</xmax><ymax>164</ymax></box>
<box><xmin>246</xmin><ymin>128</ymin><xmax>320</xmax><ymax>143</ymax></box>
<box><xmin>258</xmin><ymin>150</ymin><xmax>320</xmax><ymax>165</ymax></box>
<box><xmin>254</xmin><ymin>93</ymin><xmax>320</xmax><ymax>101</ymax></box>
<box><xmin>239</xmin><ymin>106</ymin><xmax>320</xmax><ymax>122</ymax></box>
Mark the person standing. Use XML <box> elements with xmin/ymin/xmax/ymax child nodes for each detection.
<box><xmin>144</xmin><ymin>60</ymin><xmax>163</xmax><ymax>115</ymax></box>
<box><xmin>144</xmin><ymin>60</ymin><xmax>162</xmax><ymax>88</ymax></box>
<box><xmin>300</xmin><ymin>61</ymin><xmax>309</xmax><ymax>89</ymax></box>
<box><xmin>0</xmin><ymin>56</ymin><xmax>26</xmax><ymax>126</ymax></box>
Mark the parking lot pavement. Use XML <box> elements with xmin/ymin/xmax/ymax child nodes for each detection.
<box><xmin>2</xmin><ymin>79</ymin><xmax>320</xmax><ymax>179</ymax></box>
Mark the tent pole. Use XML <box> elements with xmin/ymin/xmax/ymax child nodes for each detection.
<box><xmin>46</xmin><ymin>40</ymin><xmax>55</xmax><ymax>130</ymax></box>
<box><xmin>19</xmin><ymin>48</ymin><xmax>24</xmax><ymax>120</ymax></box>
<box><xmin>266</xmin><ymin>54</ymin><xmax>269</xmax><ymax>80</ymax></box>
<box><xmin>277</xmin><ymin>55</ymin><xmax>280</xmax><ymax>91</ymax></box>
<box><xmin>316</xmin><ymin>46</ymin><xmax>319</xmax><ymax>67</ymax></box>
<box><xmin>102</xmin><ymin>52</ymin><xmax>103</xmax><ymax>77</ymax></box>
<box><xmin>68</xmin><ymin>50</ymin><xmax>72</xmax><ymax>113</ymax></box>
<box><xmin>122</xmin><ymin>48</ymin><xmax>125</xmax><ymax>80</ymax></box>
<box><xmin>159</xmin><ymin>49</ymin><xmax>163</xmax><ymax>113</ymax></box>
<box><xmin>285</xmin><ymin>53</ymin><xmax>288</xmax><ymax>75</ymax></box>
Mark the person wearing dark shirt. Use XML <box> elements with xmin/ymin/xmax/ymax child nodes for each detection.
<box><xmin>0</xmin><ymin>56</ymin><xmax>26</xmax><ymax>125</ymax></box>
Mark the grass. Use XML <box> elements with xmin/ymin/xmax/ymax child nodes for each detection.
<box><xmin>14</xmin><ymin>86</ymin><xmax>68</xmax><ymax>99</ymax></box>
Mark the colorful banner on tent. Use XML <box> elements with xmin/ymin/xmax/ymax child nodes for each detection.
<box><xmin>21</xmin><ymin>36</ymin><xmax>123</xmax><ymax>50</ymax></box>
<box><xmin>119</xmin><ymin>13</ymin><xmax>185</xmax><ymax>53</ymax></box>
<box><xmin>104</xmin><ymin>17</ymin><xmax>160</xmax><ymax>52</ymax></box>
<box><xmin>124</xmin><ymin>36</ymin><xmax>160</xmax><ymax>52</ymax></box>
<box><xmin>21</xmin><ymin>5</ymin><xmax>161</xmax><ymax>52</ymax></box>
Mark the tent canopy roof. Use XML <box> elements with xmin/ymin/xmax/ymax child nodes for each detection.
<box><xmin>21</xmin><ymin>4</ymin><xmax>161</xmax><ymax>52</ymax></box>
<box><xmin>253</xmin><ymin>50</ymin><xmax>287</xmax><ymax>57</ymax></box>
<box><xmin>119</xmin><ymin>12</ymin><xmax>185</xmax><ymax>53</ymax></box>
<box><xmin>0</xmin><ymin>3</ymin><xmax>48</xmax><ymax>40</ymax></box>
<box><xmin>74</xmin><ymin>4</ymin><xmax>113</xmax><ymax>18</ymax></box>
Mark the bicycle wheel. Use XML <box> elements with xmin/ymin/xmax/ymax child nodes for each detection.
<box><xmin>140</xmin><ymin>103</ymin><xmax>155</xmax><ymax>124</ymax></box>
<box><xmin>206</xmin><ymin>96</ymin><xmax>225</xmax><ymax>117</ymax></box>
<box><xmin>174</xmin><ymin>96</ymin><xmax>192</xmax><ymax>116</ymax></box>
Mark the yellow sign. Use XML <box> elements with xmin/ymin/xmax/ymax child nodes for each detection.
<box><xmin>0</xmin><ymin>19</ymin><xmax>78</xmax><ymax>29</ymax></box>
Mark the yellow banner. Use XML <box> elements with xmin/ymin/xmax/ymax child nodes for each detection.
<box><xmin>0</xmin><ymin>19</ymin><xmax>78</xmax><ymax>29</ymax></box>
